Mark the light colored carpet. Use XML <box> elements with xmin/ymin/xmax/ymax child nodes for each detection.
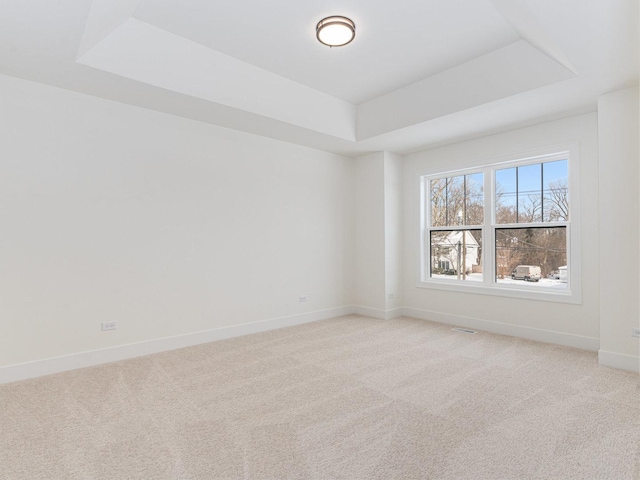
<box><xmin>1</xmin><ymin>315</ymin><xmax>639</xmax><ymax>479</ymax></box>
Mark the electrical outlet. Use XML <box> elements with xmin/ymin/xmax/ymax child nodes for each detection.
<box><xmin>299</xmin><ymin>295</ymin><xmax>307</xmax><ymax>303</ymax></box>
<box><xmin>101</xmin><ymin>321</ymin><xmax>117</xmax><ymax>331</ymax></box>
<box><xmin>632</xmin><ymin>328</ymin><xmax>640</xmax><ymax>338</ymax></box>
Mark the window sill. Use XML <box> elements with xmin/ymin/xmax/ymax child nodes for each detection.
<box><xmin>415</xmin><ymin>279</ymin><xmax>581</xmax><ymax>304</ymax></box>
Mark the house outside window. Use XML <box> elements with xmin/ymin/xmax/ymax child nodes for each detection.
<box><xmin>420</xmin><ymin>148</ymin><xmax>580</xmax><ymax>303</ymax></box>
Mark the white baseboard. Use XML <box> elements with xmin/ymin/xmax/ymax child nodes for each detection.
<box><xmin>354</xmin><ymin>305</ymin><xmax>386</xmax><ymax>319</ymax></box>
<box><xmin>6</xmin><ymin>304</ymin><xmax>631</xmax><ymax>385</ymax></box>
<box><xmin>0</xmin><ymin>305</ymin><xmax>355</xmax><ymax>385</ymax></box>
<box><xmin>354</xmin><ymin>306</ymin><xmax>404</xmax><ymax>320</ymax></box>
<box><xmin>384</xmin><ymin>308</ymin><xmax>404</xmax><ymax>320</ymax></box>
<box><xmin>403</xmin><ymin>307</ymin><xmax>600</xmax><ymax>351</ymax></box>
<box><xmin>598</xmin><ymin>350</ymin><xmax>640</xmax><ymax>373</ymax></box>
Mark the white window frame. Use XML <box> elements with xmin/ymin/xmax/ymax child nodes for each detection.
<box><xmin>418</xmin><ymin>144</ymin><xmax>581</xmax><ymax>304</ymax></box>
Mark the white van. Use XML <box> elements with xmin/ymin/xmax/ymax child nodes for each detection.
<box><xmin>511</xmin><ymin>265</ymin><xmax>542</xmax><ymax>282</ymax></box>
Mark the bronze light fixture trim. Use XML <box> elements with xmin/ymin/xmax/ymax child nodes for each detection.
<box><xmin>316</xmin><ymin>16</ymin><xmax>356</xmax><ymax>47</ymax></box>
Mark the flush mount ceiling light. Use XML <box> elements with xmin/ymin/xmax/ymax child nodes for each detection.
<box><xmin>316</xmin><ymin>16</ymin><xmax>355</xmax><ymax>47</ymax></box>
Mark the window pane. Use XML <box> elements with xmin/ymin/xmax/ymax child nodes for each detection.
<box><xmin>446</xmin><ymin>176</ymin><xmax>464</xmax><ymax>227</ymax></box>
<box><xmin>430</xmin><ymin>178</ymin><xmax>447</xmax><ymax>227</ymax></box>
<box><xmin>495</xmin><ymin>167</ymin><xmax>517</xmax><ymax>224</ymax></box>
<box><xmin>497</xmin><ymin>160</ymin><xmax>568</xmax><ymax>225</ymax></box>
<box><xmin>466</xmin><ymin>173</ymin><xmax>484</xmax><ymax>225</ymax></box>
<box><xmin>430</xmin><ymin>229</ymin><xmax>482</xmax><ymax>281</ymax></box>
<box><xmin>518</xmin><ymin>164</ymin><xmax>542</xmax><ymax>223</ymax></box>
<box><xmin>495</xmin><ymin>227</ymin><xmax>567</xmax><ymax>289</ymax></box>
<box><xmin>431</xmin><ymin>173</ymin><xmax>483</xmax><ymax>227</ymax></box>
<box><xmin>543</xmin><ymin>160</ymin><xmax>569</xmax><ymax>221</ymax></box>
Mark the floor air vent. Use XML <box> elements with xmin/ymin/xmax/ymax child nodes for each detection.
<box><xmin>452</xmin><ymin>327</ymin><xmax>477</xmax><ymax>334</ymax></box>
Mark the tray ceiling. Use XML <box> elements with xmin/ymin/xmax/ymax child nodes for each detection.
<box><xmin>0</xmin><ymin>0</ymin><xmax>637</xmax><ymax>155</ymax></box>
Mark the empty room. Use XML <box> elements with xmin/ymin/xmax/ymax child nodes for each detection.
<box><xmin>1</xmin><ymin>0</ymin><xmax>639</xmax><ymax>478</ymax></box>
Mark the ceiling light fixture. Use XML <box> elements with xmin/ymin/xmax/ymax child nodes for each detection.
<box><xmin>316</xmin><ymin>16</ymin><xmax>355</xmax><ymax>47</ymax></box>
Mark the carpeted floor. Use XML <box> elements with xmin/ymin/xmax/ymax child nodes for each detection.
<box><xmin>1</xmin><ymin>315</ymin><xmax>639</xmax><ymax>479</ymax></box>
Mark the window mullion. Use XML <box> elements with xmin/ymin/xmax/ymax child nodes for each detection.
<box><xmin>495</xmin><ymin>221</ymin><xmax>568</xmax><ymax>229</ymax></box>
<box><xmin>430</xmin><ymin>225</ymin><xmax>483</xmax><ymax>231</ymax></box>
<box><xmin>484</xmin><ymin>166</ymin><xmax>493</xmax><ymax>285</ymax></box>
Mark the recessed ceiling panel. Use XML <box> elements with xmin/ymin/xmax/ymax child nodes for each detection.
<box><xmin>132</xmin><ymin>0</ymin><xmax>521</xmax><ymax>104</ymax></box>
<box><xmin>77</xmin><ymin>18</ymin><xmax>357</xmax><ymax>141</ymax></box>
<box><xmin>357</xmin><ymin>40</ymin><xmax>577</xmax><ymax>139</ymax></box>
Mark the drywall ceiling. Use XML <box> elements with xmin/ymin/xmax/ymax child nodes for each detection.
<box><xmin>0</xmin><ymin>0</ymin><xmax>637</xmax><ymax>155</ymax></box>
<box><xmin>131</xmin><ymin>0</ymin><xmax>520</xmax><ymax>104</ymax></box>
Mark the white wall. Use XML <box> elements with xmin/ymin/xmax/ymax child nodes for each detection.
<box><xmin>384</xmin><ymin>152</ymin><xmax>403</xmax><ymax>312</ymax></box>
<box><xmin>598</xmin><ymin>86</ymin><xmax>640</xmax><ymax>371</ymax></box>
<box><xmin>0</xmin><ymin>74</ymin><xmax>354</xmax><ymax>368</ymax></box>
<box><xmin>354</xmin><ymin>153</ymin><xmax>386</xmax><ymax>314</ymax></box>
<box><xmin>354</xmin><ymin>151</ymin><xmax>403</xmax><ymax>318</ymax></box>
<box><xmin>2</xmin><ymin>71</ymin><xmax>638</xmax><ymax>378</ymax></box>
<box><xmin>402</xmin><ymin>113</ymin><xmax>600</xmax><ymax>348</ymax></box>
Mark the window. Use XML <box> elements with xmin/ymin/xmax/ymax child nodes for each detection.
<box><xmin>420</xmin><ymin>149</ymin><xmax>579</xmax><ymax>302</ymax></box>
<box><xmin>428</xmin><ymin>172</ymin><xmax>484</xmax><ymax>282</ymax></box>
